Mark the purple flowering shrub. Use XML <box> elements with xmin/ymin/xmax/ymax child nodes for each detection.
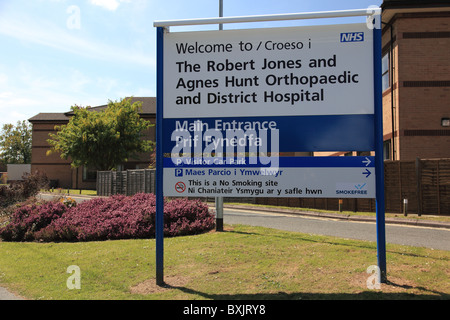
<box><xmin>0</xmin><ymin>201</ymin><xmax>68</xmax><ymax>241</ymax></box>
<box><xmin>37</xmin><ymin>193</ymin><xmax>156</xmax><ymax>242</ymax></box>
<box><xmin>164</xmin><ymin>197</ymin><xmax>215</xmax><ymax>237</ymax></box>
<box><xmin>0</xmin><ymin>193</ymin><xmax>215</xmax><ymax>242</ymax></box>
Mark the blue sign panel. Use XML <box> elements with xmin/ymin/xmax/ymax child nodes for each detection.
<box><xmin>162</xmin><ymin>114</ymin><xmax>374</xmax><ymax>154</ymax></box>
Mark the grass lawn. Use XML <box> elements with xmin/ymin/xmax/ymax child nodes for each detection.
<box><xmin>0</xmin><ymin>224</ymin><xmax>448</xmax><ymax>300</ymax></box>
<box><xmin>40</xmin><ymin>189</ymin><xmax>97</xmax><ymax>196</ymax></box>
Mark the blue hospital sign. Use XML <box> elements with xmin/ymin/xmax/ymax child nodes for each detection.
<box><xmin>161</xmin><ymin>23</ymin><xmax>376</xmax><ymax>198</ymax></box>
<box><xmin>155</xmin><ymin>8</ymin><xmax>388</xmax><ymax>284</ymax></box>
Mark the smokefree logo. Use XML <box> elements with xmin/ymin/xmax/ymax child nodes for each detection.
<box><xmin>340</xmin><ymin>32</ymin><xmax>364</xmax><ymax>42</ymax></box>
<box><xmin>335</xmin><ymin>182</ymin><xmax>368</xmax><ymax>195</ymax></box>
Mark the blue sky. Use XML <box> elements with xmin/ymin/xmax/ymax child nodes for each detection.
<box><xmin>0</xmin><ymin>0</ymin><xmax>381</xmax><ymax>128</ymax></box>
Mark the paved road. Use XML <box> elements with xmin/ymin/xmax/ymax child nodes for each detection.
<box><xmin>0</xmin><ymin>286</ymin><xmax>23</xmax><ymax>300</ymax></box>
<box><xmin>38</xmin><ymin>193</ymin><xmax>98</xmax><ymax>204</ymax></box>
<box><xmin>222</xmin><ymin>208</ymin><xmax>450</xmax><ymax>251</ymax></box>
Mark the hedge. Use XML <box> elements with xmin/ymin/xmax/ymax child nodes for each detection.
<box><xmin>0</xmin><ymin>193</ymin><xmax>215</xmax><ymax>242</ymax></box>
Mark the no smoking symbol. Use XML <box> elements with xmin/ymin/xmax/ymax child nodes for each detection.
<box><xmin>175</xmin><ymin>181</ymin><xmax>186</xmax><ymax>193</ymax></box>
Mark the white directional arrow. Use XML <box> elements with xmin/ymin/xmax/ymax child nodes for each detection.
<box><xmin>362</xmin><ymin>157</ymin><xmax>371</xmax><ymax>166</ymax></box>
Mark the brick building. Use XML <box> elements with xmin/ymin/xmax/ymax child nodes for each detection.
<box><xmin>380</xmin><ymin>0</ymin><xmax>450</xmax><ymax>160</ymax></box>
<box><xmin>28</xmin><ymin>97</ymin><xmax>156</xmax><ymax>189</ymax></box>
<box><xmin>316</xmin><ymin>0</ymin><xmax>450</xmax><ymax>160</ymax></box>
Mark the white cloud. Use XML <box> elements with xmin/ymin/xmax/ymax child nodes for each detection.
<box><xmin>88</xmin><ymin>0</ymin><xmax>131</xmax><ymax>11</ymax></box>
<box><xmin>89</xmin><ymin>0</ymin><xmax>120</xmax><ymax>11</ymax></box>
<box><xmin>69</xmin><ymin>69</ymin><xmax>92</xmax><ymax>93</ymax></box>
<box><xmin>0</xmin><ymin>73</ymin><xmax>8</xmax><ymax>86</ymax></box>
<box><xmin>0</xmin><ymin>4</ymin><xmax>155</xmax><ymax>128</ymax></box>
<box><xmin>0</xmin><ymin>12</ymin><xmax>155</xmax><ymax>68</ymax></box>
<box><xmin>0</xmin><ymin>64</ymin><xmax>115</xmax><ymax>127</ymax></box>
<box><xmin>0</xmin><ymin>92</ymin><xmax>13</xmax><ymax>99</ymax></box>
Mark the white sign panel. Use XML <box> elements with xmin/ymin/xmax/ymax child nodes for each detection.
<box><xmin>163</xmin><ymin>157</ymin><xmax>376</xmax><ymax>198</ymax></box>
<box><xmin>163</xmin><ymin>166</ymin><xmax>375</xmax><ymax>198</ymax></box>
<box><xmin>163</xmin><ymin>23</ymin><xmax>374</xmax><ymax>118</ymax></box>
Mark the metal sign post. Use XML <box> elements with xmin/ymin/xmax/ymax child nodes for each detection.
<box><xmin>155</xmin><ymin>26</ymin><xmax>165</xmax><ymax>286</ymax></box>
<box><xmin>372</xmin><ymin>12</ymin><xmax>387</xmax><ymax>282</ymax></box>
<box><xmin>154</xmin><ymin>7</ymin><xmax>385</xmax><ymax>286</ymax></box>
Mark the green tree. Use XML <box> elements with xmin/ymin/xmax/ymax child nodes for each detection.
<box><xmin>0</xmin><ymin>120</ymin><xmax>32</xmax><ymax>164</ymax></box>
<box><xmin>47</xmin><ymin>98</ymin><xmax>154</xmax><ymax>171</ymax></box>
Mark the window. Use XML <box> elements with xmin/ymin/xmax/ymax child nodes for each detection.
<box><xmin>382</xmin><ymin>52</ymin><xmax>390</xmax><ymax>91</ymax></box>
<box><xmin>82</xmin><ymin>166</ymin><xmax>97</xmax><ymax>181</ymax></box>
<box><xmin>383</xmin><ymin>140</ymin><xmax>391</xmax><ymax>160</ymax></box>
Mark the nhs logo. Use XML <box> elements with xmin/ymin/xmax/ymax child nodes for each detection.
<box><xmin>340</xmin><ymin>32</ymin><xmax>364</xmax><ymax>42</ymax></box>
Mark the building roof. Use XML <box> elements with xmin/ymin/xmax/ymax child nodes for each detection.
<box><xmin>382</xmin><ymin>0</ymin><xmax>450</xmax><ymax>10</ymax></box>
<box><xmin>28</xmin><ymin>112</ymin><xmax>70</xmax><ymax>122</ymax></box>
<box><xmin>28</xmin><ymin>97</ymin><xmax>156</xmax><ymax>123</ymax></box>
<box><xmin>135</xmin><ymin>96</ymin><xmax>156</xmax><ymax>115</ymax></box>
<box><xmin>381</xmin><ymin>0</ymin><xmax>450</xmax><ymax>25</ymax></box>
